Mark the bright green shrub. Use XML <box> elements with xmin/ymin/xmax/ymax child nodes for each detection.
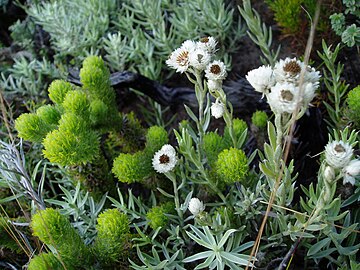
<box><xmin>251</xmin><ymin>111</ymin><xmax>268</xmax><ymax>128</ymax></box>
<box><xmin>15</xmin><ymin>113</ymin><xmax>53</xmax><ymax>143</ymax></box>
<box><xmin>48</xmin><ymin>80</ymin><xmax>73</xmax><ymax>105</ymax></box>
<box><xmin>203</xmin><ymin>132</ymin><xmax>226</xmax><ymax>166</ymax></box>
<box><xmin>95</xmin><ymin>209</ymin><xmax>130</xmax><ymax>264</ymax></box>
<box><xmin>62</xmin><ymin>90</ymin><xmax>90</xmax><ymax>118</ymax></box>
<box><xmin>42</xmin><ymin>113</ymin><xmax>99</xmax><ymax>166</ymax></box>
<box><xmin>146</xmin><ymin>202</ymin><xmax>175</xmax><ymax>230</ymax></box>
<box><xmin>145</xmin><ymin>125</ymin><xmax>169</xmax><ymax>154</ymax></box>
<box><xmin>31</xmin><ymin>208</ymin><xmax>91</xmax><ymax>268</ymax></box>
<box><xmin>347</xmin><ymin>86</ymin><xmax>360</xmax><ymax>127</ymax></box>
<box><xmin>112</xmin><ymin>152</ymin><xmax>151</xmax><ymax>183</ymax></box>
<box><xmin>215</xmin><ymin>147</ymin><xmax>249</xmax><ymax>185</ymax></box>
<box><xmin>28</xmin><ymin>253</ymin><xmax>64</xmax><ymax>270</ymax></box>
<box><xmin>36</xmin><ymin>105</ymin><xmax>62</xmax><ymax>126</ymax></box>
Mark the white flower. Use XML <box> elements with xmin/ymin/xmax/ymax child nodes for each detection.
<box><xmin>207</xmin><ymin>80</ymin><xmax>222</xmax><ymax>92</ymax></box>
<box><xmin>197</xmin><ymin>36</ymin><xmax>217</xmax><ymax>54</ymax></box>
<box><xmin>342</xmin><ymin>159</ymin><xmax>360</xmax><ymax>185</ymax></box>
<box><xmin>274</xmin><ymin>57</ymin><xmax>321</xmax><ymax>87</ymax></box>
<box><xmin>188</xmin><ymin>197</ymin><xmax>205</xmax><ymax>216</ymax></box>
<box><xmin>246</xmin><ymin>65</ymin><xmax>275</xmax><ymax>95</ymax></box>
<box><xmin>211</xmin><ymin>98</ymin><xmax>224</xmax><ymax>119</ymax></box>
<box><xmin>189</xmin><ymin>48</ymin><xmax>211</xmax><ymax>70</ymax></box>
<box><xmin>267</xmin><ymin>82</ymin><xmax>300</xmax><ymax>114</ymax></box>
<box><xmin>324</xmin><ymin>166</ymin><xmax>335</xmax><ymax>182</ymax></box>
<box><xmin>166</xmin><ymin>40</ymin><xmax>196</xmax><ymax>73</ymax></box>
<box><xmin>324</xmin><ymin>141</ymin><xmax>353</xmax><ymax>169</ymax></box>
<box><xmin>205</xmin><ymin>60</ymin><xmax>227</xmax><ymax>81</ymax></box>
<box><xmin>152</xmin><ymin>144</ymin><xmax>178</xmax><ymax>173</ymax></box>
<box><xmin>274</xmin><ymin>57</ymin><xmax>305</xmax><ymax>84</ymax></box>
<box><xmin>302</xmin><ymin>82</ymin><xmax>317</xmax><ymax>106</ymax></box>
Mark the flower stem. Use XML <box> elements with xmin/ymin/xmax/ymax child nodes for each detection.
<box><xmin>165</xmin><ymin>172</ymin><xmax>183</xmax><ymax>226</ymax></box>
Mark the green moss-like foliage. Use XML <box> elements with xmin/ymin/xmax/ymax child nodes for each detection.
<box><xmin>28</xmin><ymin>253</ymin><xmax>64</xmax><ymax>270</ymax></box>
<box><xmin>146</xmin><ymin>202</ymin><xmax>175</xmax><ymax>230</ymax></box>
<box><xmin>48</xmin><ymin>80</ymin><xmax>73</xmax><ymax>105</ymax></box>
<box><xmin>215</xmin><ymin>147</ymin><xmax>249</xmax><ymax>185</ymax></box>
<box><xmin>204</xmin><ymin>132</ymin><xmax>226</xmax><ymax>166</ymax></box>
<box><xmin>42</xmin><ymin>113</ymin><xmax>99</xmax><ymax>166</ymax></box>
<box><xmin>94</xmin><ymin>209</ymin><xmax>130</xmax><ymax>265</ymax></box>
<box><xmin>251</xmin><ymin>111</ymin><xmax>268</xmax><ymax>129</ymax></box>
<box><xmin>16</xmin><ymin>56</ymin><xmax>121</xmax><ymax>167</ymax></box>
<box><xmin>15</xmin><ymin>113</ymin><xmax>54</xmax><ymax>143</ymax></box>
<box><xmin>223</xmin><ymin>118</ymin><xmax>248</xmax><ymax>148</ymax></box>
<box><xmin>347</xmin><ymin>86</ymin><xmax>360</xmax><ymax>127</ymax></box>
<box><xmin>120</xmin><ymin>112</ymin><xmax>146</xmax><ymax>153</ymax></box>
<box><xmin>112</xmin><ymin>152</ymin><xmax>151</xmax><ymax>183</ymax></box>
<box><xmin>31</xmin><ymin>208</ymin><xmax>91</xmax><ymax>268</ymax></box>
<box><xmin>62</xmin><ymin>90</ymin><xmax>90</xmax><ymax>118</ymax></box>
<box><xmin>112</xmin><ymin>125</ymin><xmax>168</xmax><ymax>183</ymax></box>
<box><xmin>36</xmin><ymin>105</ymin><xmax>62</xmax><ymax>126</ymax></box>
<box><xmin>145</xmin><ymin>125</ymin><xmax>169</xmax><ymax>154</ymax></box>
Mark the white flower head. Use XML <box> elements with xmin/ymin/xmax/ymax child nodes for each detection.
<box><xmin>207</xmin><ymin>79</ymin><xmax>222</xmax><ymax>92</ymax></box>
<box><xmin>152</xmin><ymin>144</ymin><xmax>178</xmax><ymax>173</ymax></box>
<box><xmin>324</xmin><ymin>140</ymin><xmax>353</xmax><ymax>169</ymax></box>
<box><xmin>342</xmin><ymin>159</ymin><xmax>360</xmax><ymax>185</ymax></box>
<box><xmin>302</xmin><ymin>82</ymin><xmax>317</xmax><ymax>106</ymax></box>
<box><xmin>211</xmin><ymin>98</ymin><xmax>224</xmax><ymax>119</ymax></box>
<box><xmin>189</xmin><ymin>48</ymin><xmax>211</xmax><ymax>70</ymax></box>
<box><xmin>188</xmin><ymin>197</ymin><xmax>205</xmax><ymax>216</ymax></box>
<box><xmin>304</xmin><ymin>65</ymin><xmax>321</xmax><ymax>86</ymax></box>
<box><xmin>267</xmin><ymin>82</ymin><xmax>300</xmax><ymax>114</ymax></box>
<box><xmin>274</xmin><ymin>57</ymin><xmax>305</xmax><ymax>84</ymax></box>
<box><xmin>246</xmin><ymin>65</ymin><xmax>276</xmax><ymax>95</ymax></box>
<box><xmin>205</xmin><ymin>60</ymin><xmax>227</xmax><ymax>81</ymax></box>
<box><xmin>197</xmin><ymin>36</ymin><xmax>217</xmax><ymax>55</ymax></box>
<box><xmin>166</xmin><ymin>40</ymin><xmax>196</xmax><ymax>73</ymax></box>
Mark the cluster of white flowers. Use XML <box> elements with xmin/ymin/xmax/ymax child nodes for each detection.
<box><xmin>166</xmin><ymin>37</ymin><xmax>228</xmax><ymax>119</ymax></box>
<box><xmin>246</xmin><ymin>57</ymin><xmax>320</xmax><ymax>114</ymax></box>
<box><xmin>152</xmin><ymin>144</ymin><xmax>178</xmax><ymax>174</ymax></box>
<box><xmin>324</xmin><ymin>140</ymin><xmax>360</xmax><ymax>185</ymax></box>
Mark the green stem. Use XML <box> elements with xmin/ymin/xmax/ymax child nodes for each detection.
<box><xmin>165</xmin><ymin>172</ymin><xmax>183</xmax><ymax>226</ymax></box>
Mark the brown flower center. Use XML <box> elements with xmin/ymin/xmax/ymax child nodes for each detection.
<box><xmin>283</xmin><ymin>60</ymin><xmax>301</xmax><ymax>75</ymax></box>
<box><xmin>281</xmin><ymin>90</ymin><xmax>294</xmax><ymax>101</ymax></box>
<box><xmin>334</xmin><ymin>144</ymin><xmax>345</xmax><ymax>153</ymax></box>
<box><xmin>210</xmin><ymin>64</ymin><xmax>221</xmax><ymax>74</ymax></box>
<box><xmin>159</xmin><ymin>154</ymin><xmax>170</xmax><ymax>164</ymax></box>
<box><xmin>200</xmin><ymin>37</ymin><xmax>209</xmax><ymax>43</ymax></box>
<box><xmin>176</xmin><ymin>51</ymin><xmax>189</xmax><ymax>66</ymax></box>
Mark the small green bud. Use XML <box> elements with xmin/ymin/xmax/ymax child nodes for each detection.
<box><xmin>146</xmin><ymin>202</ymin><xmax>175</xmax><ymax>229</ymax></box>
<box><xmin>62</xmin><ymin>90</ymin><xmax>90</xmax><ymax>118</ymax></box>
<box><xmin>215</xmin><ymin>147</ymin><xmax>249</xmax><ymax>185</ymax></box>
<box><xmin>347</xmin><ymin>86</ymin><xmax>360</xmax><ymax>127</ymax></box>
<box><xmin>251</xmin><ymin>111</ymin><xmax>268</xmax><ymax>128</ymax></box>
<box><xmin>48</xmin><ymin>80</ymin><xmax>73</xmax><ymax>104</ymax></box>
<box><xmin>145</xmin><ymin>126</ymin><xmax>169</xmax><ymax>154</ymax></box>
<box><xmin>36</xmin><ymin>105</ymin><xmax>61</xmax><ymax>126</ymax></box>
<box><xmin>112</xmin><ymin>151</ymin><xmax>151</xmax><ymax>183</ymax></box>
<box><xmin>43</xmin><ymin>114</ymin><xmax>99</xmax><ymax>165</ymax></box>
<box><xmin>15</xmin><ymin>113</ymin><xmax>52</xmax><ymax>143</ymax></box>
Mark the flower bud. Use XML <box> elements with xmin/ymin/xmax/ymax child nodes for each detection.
<box><xmin>211</xmin><ymin>99</ymin><xmax>224</xmax><ymax>119</ymax></box>
<box><xmin>342</xmin><ymin>159</ymin><xmax>360</xmax><ymax>185</ymax></box>
<box><xmin>324</xmin><ymin>166</ymin><xmax>335</xmax><ymax>183</ymax></box>
<box><xmin>188</xmin><ymin>198</ymin><xmax>205</xmax><ymax>216</ymax></box>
